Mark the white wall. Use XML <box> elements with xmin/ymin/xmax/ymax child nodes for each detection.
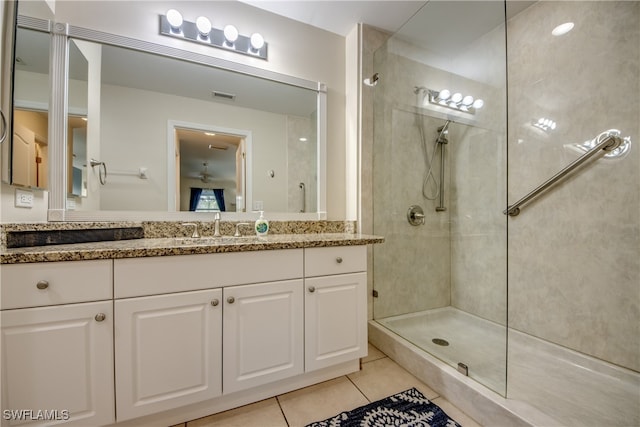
<box><xmin>0</xmin><ymin>0</ymin><xmax>349</xmax><ymax>221</ymax></box>
<box><xmin>98</xmin><ymin>83</ymin><xmax>289</xmax><ymax>212</ymax></box>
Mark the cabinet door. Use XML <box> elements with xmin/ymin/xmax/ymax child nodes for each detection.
<box><xmin>305</xmin><ymin>272</ymin><xmax>367</xmax><ymax>371</ymax></box>
<box><xmin>223</xmin><ymin>279</ymin><xmax>303</xmax><ymax>394</ymax></box>
<box><xmin>1</xmin><ymin>301</ymin><xmax>114</xmax><ymax>427</ymax></box>
<box><xmin>115</xmin><ymin>289</ymin><xmax>222</xmax><ymax>421</ymax></box>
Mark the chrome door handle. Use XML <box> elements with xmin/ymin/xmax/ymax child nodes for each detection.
<box><xmin>336</xmin><ymin>257</ymin><xmax>343</xmax><ymax>264</ymax></box>
<box><xmin>308</xmin><ymin>286</ymin><xmax>316</xmax><ymax>293</ymax></box>
<box><xmin>36</xmin><ymin>280</ymin><xmax>49</xmax><ymax>290</ymax></box>
<box><xmin>95</xmin><ymin>313</ymin><xmax>106</xmax><ymax>322</ymax></box>
<box><xmin>227</xmin><ymin>297</ymin><xmax>235</xmax><ymax>304</ymax></box>
<box><xmin>211</xmin><ymin>299</ymin><xmax>219</xmax><ymax>306</ymax></box>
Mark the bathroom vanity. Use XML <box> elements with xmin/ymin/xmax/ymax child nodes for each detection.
<box><xmin>0</xmin><ymin>230</ymin><xmax>381</xmax><ymax>426</ymax></box>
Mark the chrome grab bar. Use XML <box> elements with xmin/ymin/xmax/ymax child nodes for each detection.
<box><xmin>505</xmin><ymin>130</ymin><xmax>623</xmax><ymax>216</ymax></box>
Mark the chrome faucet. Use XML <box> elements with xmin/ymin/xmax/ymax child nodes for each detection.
<box><xmin>181</xmin><ymin>222</ymin><xmax>200</xmax><ymax>238</ymax></box>
<box><xmin>234</xmin><ymin>222</ymin><xmax>251</xmax><ymax>237</ymax></box>
<box><xmin>213</xmin><ymin>212</ymin><xmax>222</xmax><ymax>237</ymax></box>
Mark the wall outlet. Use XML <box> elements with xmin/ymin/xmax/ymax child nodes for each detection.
<box><xmin>15</xmin><ymin>188</ymin><xmax>34</xmax><ymax>208</ymax></box>
<box><xmin>253</xmin><ymin>200</ymin><xmax>264</xmax><ymax>211</ymax></box>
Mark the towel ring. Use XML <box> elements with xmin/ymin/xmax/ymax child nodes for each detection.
<box><xmin>90</xmin><ymin>159</ymin><xmax>108</xmax><ymax>185</ymax></box>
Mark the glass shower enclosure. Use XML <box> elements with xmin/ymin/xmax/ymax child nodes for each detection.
<box><xmin>372</xmin><ymin>1</ymin><xmax>508</xmax><ymax>396</ymax></box>
<box><xmin>370</xmin><ymin>2</ymin><xmax>639</xmax><ymax>423</ymax></box>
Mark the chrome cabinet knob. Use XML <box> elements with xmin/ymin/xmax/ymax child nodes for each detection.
<box><xmin>336</xmin><ymin>257</ymin><xmax>343</xmax><ymax>264</ymax></box>
<box><xmin>308</xmin><ymin>286</ymin><xmax>316</xmax><ymax>293</ymax></box>
<box><xmin>211</xmin><ymin>299</ymin><xmax>219</xmax><ymax>306</ymax></box>
<box><xmin>227</xmin><ymin>297</ymin><xmax>235</xmax><ymax>304</ymax></box>
<box><xmin>95</xmin><ymin>313</ymin><xmax>106</xmax><ymax>322</ymax></box>
<box><xmin>36</xmin><ymin>280</ymin><xmax>49</xmax><ymax>290</ymax></box>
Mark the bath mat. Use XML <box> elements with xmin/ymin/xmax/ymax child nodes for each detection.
<box><xmin>305</xmin><ymin>387</ymin><xmax>462</xmax><ymax>427</ymax></box>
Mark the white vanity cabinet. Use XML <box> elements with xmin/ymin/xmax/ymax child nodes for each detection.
<box><xmin>0</xmin><ymin>260</ymin><xmax>115</xmax><ymax>427</ymax></box>
<box><xmin>112</xmin><ymin>249</ymin><xmax>304</xmax><ymax>421</ymax></box>
<box><xmin>304</xmin><ymin>246</ymin><xmax>368</xmax><ymax>371</ymax></box>
<box><xmin>223</xmin><ymin>279</ymin><xmax>304</xmax><ymax>393</ymax></box>
<box><xmin>114</xmin><ymin>289</ymin><xmax>223</xmax><ymax>421</ymax></box>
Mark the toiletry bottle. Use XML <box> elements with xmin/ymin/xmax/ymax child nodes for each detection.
<box><xmin>255</xmin><ymin>211</ymin><xmax>269</xmax><ymax>237</ymax></box>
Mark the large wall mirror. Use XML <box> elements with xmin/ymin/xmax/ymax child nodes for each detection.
<box><xmin>7</xmin><ymin>13</ymin><xmax>327</xmax><ymax>220</ymax></box>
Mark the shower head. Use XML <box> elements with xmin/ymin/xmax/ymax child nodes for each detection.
<box><xmin>437</xmin><ymin>120</ymin><xmax>451</xmax><ymax>134</ymax></box>
<box><xmin>414</xmin><ymin>86</ymin><xmax>428</xmax><ymax>95</ymax></box>
<box><xmin>436</xmin><ymin>120</ymin><xmax>451</xmax><ymax>144</ymax></box>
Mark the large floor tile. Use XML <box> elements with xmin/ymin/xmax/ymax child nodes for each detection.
<box><xmin>348</xmin><ymin>357</ymin><xmax>438</xmax><ymax>401</ymax></box>
<box><xmin>361</xmin><ymin>343</ymin><xmax>386</xmax><ymax>364</ymax></box>
<box><xmin>277</xmin><ymin>376</ymin><xmax>369</xmax><ymax>427</ymax></box>
<box><xmin>186</xmin><ymin>398</ymin><xmax>287</xmax><ymax>427</ymax></box>
<box><xmin>432</xmin><ymin>397</ymin><xmax>481</xmax><ymax>427</ymax></box>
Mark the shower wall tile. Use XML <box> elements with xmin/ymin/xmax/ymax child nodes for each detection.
<box><xmin>507</xmin><ymin>1</ymin><xmax>640</xmax><ymax>372</ymax></box>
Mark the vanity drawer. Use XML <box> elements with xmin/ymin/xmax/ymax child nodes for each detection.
<box><xmin>304</xmin><ymin>246</ymin><xmax>366</xmax><ymax>277</ymax></box>
<box><xmin>1</xmin><ymin>260</ymin><xmax>113</xmax><ymax>310</ymax></box>
<box><xmin>114</xmin><ymin>249</ymin><xmax>303</xmax><ymax>298</ymax></box>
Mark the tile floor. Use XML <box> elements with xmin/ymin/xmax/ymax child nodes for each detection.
<box><xmin>170</xmin><ymin>344</ymin><xmax>481</xmax><ymax>427</ymax></box>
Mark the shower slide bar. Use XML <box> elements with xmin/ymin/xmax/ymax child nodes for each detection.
<box><xmin>504</xmin><ymin>130</ymin><xmax>623</xmax><ymax>216</ymax></box>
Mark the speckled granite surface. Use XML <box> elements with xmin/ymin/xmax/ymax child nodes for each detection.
<box><xmin>0</xmin><ymin>233</ymin><xmax>384</xmax><ymax>264</ymax></box>
<box><xmin>0</xmin><ymin>221</ymin><xmax>356</xmax><ymax>248</ymax></box>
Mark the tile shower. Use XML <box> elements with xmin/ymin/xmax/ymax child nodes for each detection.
<box><xmin>364</xmin><ymin>1</ymin><xmax>639</xmax><ymax>426</ymax></box>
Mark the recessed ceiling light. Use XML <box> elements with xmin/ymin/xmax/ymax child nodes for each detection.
<box><xmin>552</xmin><ymin>22</ymin><xmax>574</xmax><ymax>36</ymax></box>
<box><xmin>205</xmin><ymin>132</ymin><xmax>216</xmax><ymax>136</ymax></box>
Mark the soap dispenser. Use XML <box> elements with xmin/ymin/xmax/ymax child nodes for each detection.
<box><xmin>255</xmin><ymin>211</ymin><xmax>269</xmax><ymax>237</ymax></box>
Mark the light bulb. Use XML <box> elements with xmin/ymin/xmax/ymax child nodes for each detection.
<box><xmin>552</xmin><ymin>22</ymin><xmax>574</xmax><ymax>36</ymax></box>
<box><xmin>438</xmin><ymin>89</ymin><xmax>451</xmax><ymax>101</ymax></box>
<box><xmin>473</xmin><ymin>99</ymin><xmax>484</xmax><ymax>109</ymax></box>
<box><xmin>196</xmin><ymin>16</ymin><xmax>212</xmax><ymax>37</ymax></box>
<box><xmin>551</xmin><ymin>122</ymin><xmax>557</xmax><ymax>130</ymax></box>
<box><xmin>462</xmin><ymin>95</ymin><xmax>474</xmax><ymax>106</ymax></box>
<box><xmin>451</xmin><ymin>92</ymin><xmax>463</xmax><ymax>103</ymax></box>
<box><xmin>250</xmin><ymin>33</ymin><xmax>265</xmax><ymax>50</ymax></box>
<box><xmin>224</xmin><ymin>25</ymin><xmax>239</xmax><ymax>44</ymax></box>
<box><xmin>166</xmin><ymin>9</ymin><xmax>183</xmax><ymax>31</ymax></box>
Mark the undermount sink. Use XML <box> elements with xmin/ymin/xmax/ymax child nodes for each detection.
<box><xmin>172</xmin><ymin>236</ymin><xmax>254</xmax><ymax>245</ymax></box>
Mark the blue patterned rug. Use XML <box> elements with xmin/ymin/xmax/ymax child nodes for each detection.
<box><xmin>305</xmin><ymin>388</ymin><xmax>462</xmax><ymax>427</ymax></box>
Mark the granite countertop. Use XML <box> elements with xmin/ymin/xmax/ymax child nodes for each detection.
<box><xmin>0</xmin><ymin>233</ymin><xmax>384</xmax><ymax>264</ymax></box>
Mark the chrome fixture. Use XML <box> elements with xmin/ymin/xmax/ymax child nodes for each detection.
<box><xmin>407</xmin><ymin>205</ymin><xmax>425</xmax><ymax>226</ymax></box>
<box><xmin>457</xmin><ymin>362</ymin><xmax>469</xmax><ymax>376</ymax></box>
<box><xmin>532</xmin><ymin>117</ymin><xmax>557</xmax><ymax>131</ymax></box>
<box><xmin>159</xmin><ymin>10</ymin><xmax>268</xmax><ymax>60</ymax></box>
<box><xmin>364</xmin><ymin>72</ymin><xmax>379</xmax><ymax>87</ymax></box>
<box><xmin>571</xmin><ymin>130</ymin><xmax>631</xmax><ymax>159</ymax></box>
<box><xmin>213</xmin><ymin>212</ymin><xmax>222</xmax><ymax>237</ymax></box>
<box><xmin>234</xmin><ymin>222</ymin><xmax>251</xmax><ymax>237</ymax></box>
<box><xmin>0</xmin><ymin>110</ymin><xmax>7</xmax><ymax>144</ymax></box>
<box><xmin>505</xmin><ymin>129</ymin><xmax>624</xmax><ymax>216</ymax></box>
<box><xmin>421</xmin><ymin>87</ymin><xmax>484</xmax><ymax>114</ymax></box>
<box><xmin>182</xmin><ymin>222</ymin><xmax>200</xmax><ymax>238</ymax></box>
<box><xmin>435</xmin><ymin>121</ymin><xmax>450</xmax><ymax>212</ymax></box>
<box><xmin>90</xmin><ymin>159</ymin><xmax>107</xmax><ymax>185</ymax></box>
<box><xmin>299</xmin><ymin>182</ymin><xmax>306</xmax><ymax>213</ymax></box>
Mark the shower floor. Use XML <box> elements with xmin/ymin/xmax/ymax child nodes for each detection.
<box><xmin>377</xmin><ymin>307</ymin><xmax>507</xmax><ymax>394</ymax></box>
<box><xmin>375</xmin><ymin>307</ymin><xmax>640</xmax><ymax>426</ymax></box>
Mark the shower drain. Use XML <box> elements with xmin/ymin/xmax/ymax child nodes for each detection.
<box><xmin>432</xmin><ymin>338</ymin><xmax>449</xmax><ymax>346</ymax></box>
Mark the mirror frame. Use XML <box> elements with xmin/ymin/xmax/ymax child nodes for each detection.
<box><xmin>17</xmin><ymin>15</ymin><xmax>327</xmax><ymax>221</ymax></box>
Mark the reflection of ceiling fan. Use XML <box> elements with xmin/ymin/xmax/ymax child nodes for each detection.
<box><xmin>200</xmin><ymin>162</ymin><xmax>212</xmax><ymax>183</ymax></box>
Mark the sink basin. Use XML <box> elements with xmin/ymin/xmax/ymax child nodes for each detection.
<box><xmin>172</xmin><ymin>236</ymin><xmax>253</xmax><ymax>245</ymax></box>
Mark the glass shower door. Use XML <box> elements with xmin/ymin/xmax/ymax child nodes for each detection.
<box><xmin>370</xmin><ymin>1</ymin><xmax>508</xmax><ymax>396</ymax></box>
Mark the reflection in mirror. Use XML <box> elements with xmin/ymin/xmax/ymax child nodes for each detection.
<box><xmin>64</xmin><ymin>38</ymin><xmax>319</xmax><ymax>214</ymax></box>
<box><xmin>12</xmin><ymin>28</ymin><xmax>50</xmax><ymax>189</ymax></box>
<box><xmin>68</xmin><ymin>40</ymin><xmax>89</xmax><ymax>200</ymax></box>
<box><xmin>176</xmin><ymin>126</ymin><xmax>244</xmax><ymax>212</ymax></box>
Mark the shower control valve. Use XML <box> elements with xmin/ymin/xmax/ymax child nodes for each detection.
<box><xmin>407</xmin><ymin>205</ymin><xmax>425</xmax><ymax>226</ymax></box>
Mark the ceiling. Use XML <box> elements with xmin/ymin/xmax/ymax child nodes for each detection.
<box><xmin>239</xmin><ymin>1</ymin><xmax>427</xmax><ymax>36</ymax></box>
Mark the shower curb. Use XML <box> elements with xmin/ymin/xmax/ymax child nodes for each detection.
<box><xmin>368</xmin><ymin>321</ymin><xmax>560</xmax><ymax>427</ymax></box>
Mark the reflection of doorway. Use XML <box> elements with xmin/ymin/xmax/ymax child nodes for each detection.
<box><xmin>167</xmin><ymin>120</ymin><xmax>251</xmax><ymax>212</ymax></box>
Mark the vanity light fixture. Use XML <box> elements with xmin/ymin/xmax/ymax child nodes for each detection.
<box><xmin>426</xmin><ymin>88</ymin><xmax>484</xmax><ymax>114</ymax></box>
<box><xmin>532</xmin><ymin>117</ymin><xmax>557</xmax><ymax>131</ymax></box>
<box><xmin>160</xmin><ymin>10</ymin><xmax>268</xmax><ymax>60</ymax></box>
